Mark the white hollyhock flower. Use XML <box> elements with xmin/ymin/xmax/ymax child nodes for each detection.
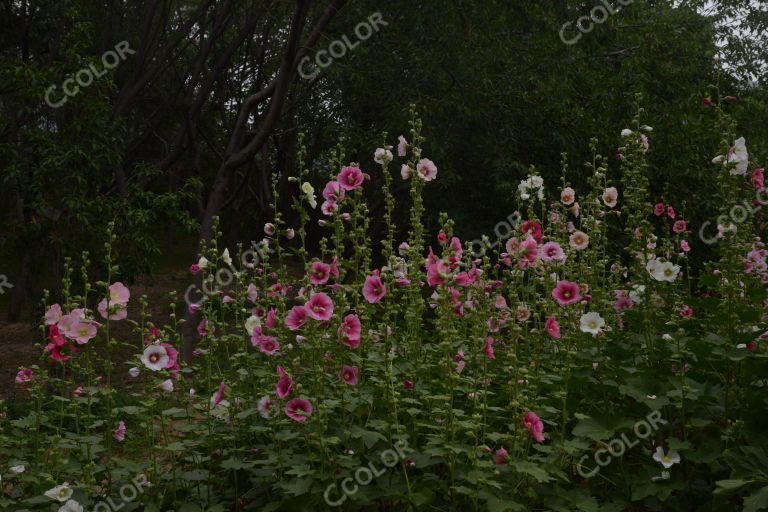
<box><xmin>197</xmin><ymin>256</ymin><xmax>209</xmax><ymax>269</ymax></box>
<box><xmin>629</xmin><ymin>284</ymin><xmax>645</xmax><ymax>303</ymax></box>
<box><xmin>580</xmin><ymin>312</ymin><xmax>605</xmax><ymax>336</ymax></box>
<box><xmin>58</xmin><ymin>500</ymin><xmax>84</xmax><ymax>512</ymax></box>
<box><xmin>374</xmin><ymin>147</ymin><xmax>393</xmax><ymax>164</ymax></box>
<box><xmin>728</xmin><ymin>137</ymin><xmax>749</xmax><ymax>176</ymax></box>
<box><xmin>10</xmin><ymin>465</ymin><xmax>25</xmax><ymax>473</ymax></box>
<box><xmin>301</xmin><ymin>182</ymin><xmax>317</xmax><ymax>209</ymax></box>
<box><xmin>159</xmin><ymin>379</ymin><xmax>174</xmax><ymax>392</ymax></box>
<box><xmin>44</xmin><ymin>483</ymin><xmax>73</xmax><ymax>502</ymax></box>
<box><xmin>646</xmin><ymin>259</ymin><xmax>681</xmax><ymax>282</ymax></box>
<box><xmin>621</xmin><ymin>128</ymin><xmax>633</xmax><ymax>137</ymax></box>
<box><xmin>244</xmin><ymin>315</ymin><xmax>261</xmax><ymax>336</ymax></box>
<box><xmin>221</xmin><ymin>248</ymin><xmax>233</xmax><ymax>266</ymax></box>
<box><xmin>652</xmin><ymin>447</ymin><xmax>681</xmax><ymax>468</ymax></box>
<box><xmin>141</xmin><ymin>344</ymin><xmax>169</xmax><ymax>371</ymax></box>
<box><xmin>128</xmin><ymin>367</ymin><xmax>140</xmax><ymax>378</ymax></box>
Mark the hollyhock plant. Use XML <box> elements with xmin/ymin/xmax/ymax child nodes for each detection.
<box><xmin>602</xmin><ymin>187</ymin><xmax>618</xmax><ymax>208</ymax></box>
<box><xmin>258</xmin><ymin>395</ymin><xmax>275</xmax><ymax>419</ymax></box>
<box><xmin>339</xmin><ymin>314</ymin><xmax>362</xmax><ymax>348</ymax></box>
<box><xmin>44</xmin><ymin>483</ymin><xmax>73</xmax><ymax>502</ymax></box>
<box><xmin>752</xmin><ymin>168</ymin><xmax>764</xmax><ymax>190</ymax></box>
<box><xmin>141</xmin><ymin>344</ymin><xmax>170</xmax><ymax>371</ymax></box>
<box><xmin>654</xmin><ymin>203</ymin><xmax>665</xmax><ymax>216</ymax></box>
<box><xmin>484</xmin><ymin>337</ymin><xmax>495</xmax><ymax>360</ymax></box>
<box><xmin>552</xmin><ymin>280</ymin><xmax>581</xmax><ymax>306</ymax></box>
<box><xmin>569</xmin><ymin>231</ymin><xmax>589</xmax><ymax>251</ymax></box>
<box><xmin>580</xmin><ymin>312</ymin><xmax>606</xmax><ymax>336</ymax></box>
<box><xmin>276</xmin><ymin>365</ymin><xmax>293</xmax><ymax>398</ymax></box>
<box><xmin>337</xmin><ymin>165</ymin><xmax>364</xmax><ymax>191</ymax></box>
<box><xmin>374</xmin><ymin>147</ymin><xmax>393</xmax><ymax>164</ymax></box>
<box><xmin>539</xmin><ymin>241</ymin><xmax>566</xmax><ymax>263</ymax></box>
<box><xmin>495</xmin><ymin>447</ymin><xmax>509</xmax><ymax>465</ymax></box>
<box><xmin>397</xmin><ymin>135</ymin><xmax>408</xmax><ymax>156</ymax></box>
<box><xmin>523</xmin><ymin>411</ymin><xmax>545</xmax><ymax>443</ymax></box>
<box><xmin>306</xmin><ymin>292</ymin><xmax>334</xmax><ymax>321</ymax></box>
<box><xmin>646</xmin><ymin>258</ymin><xmax>681</xmax><ymax>282</ymax></box>
<box><xmin>44</xmin><ymin>304</ymin><xmax>63</xmax><ymax>325</ymax></box>
<box><xmin>416</xmin><ymin>158</ymin><xmax>438</xmax><ymax>181</ymax></box>
<box><xmin>15</xmin><ymin>367</ymin><xmax>33</xmax><ymax>384</ymax></box>
<box><xmin>322</xmin><ymin>180</ymin><xmax>346</xmax><ymax>203</ymax></box>
<box><xmin>341</xmin><ymin>365</ymin><xmax>359</xmax><ymax>385</ymax></box>
<box><xmin>114</xmin><ymin>420</ymin><xmax>126</xmax><ymax>442</ymax></box>
<box><xmin>213</xmin><ymin>381</ymin><xmax>226</xmax><ymax>407</ymax></box>
<box><xmin>561</xmin><ymin>187</ymin><xmax>575</xmax><ymax>205</ymax></box>
<box><xmin>653</xmin><ymin>447</ymin><xmax>681</xmax><ymax>468</ymax></box>
<box><xmin>363</xmin><ymin>274</ymin><xmax>386</xmax><ymax>303</ymax></box>
<box><xmin>545</xmin><ymin>316</ymin><xmax>561</xmax><ymax>339</ymax></box>
<box><xmin>285</xmin><ymin>306</ymin><xmax>308</xmax><ymax>331</ymax></box>
<box><xmin>285</xmin><ymin>398</ymin><xmax>314</xmax><ymax>423</ymax></box>
<box><xmin>310</xmin><ymin>261</ymin><xmax>331</xmax><ymax>285</ymax></box>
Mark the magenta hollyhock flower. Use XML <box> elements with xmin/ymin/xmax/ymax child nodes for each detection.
<box><xmin>613</xmin><ymin>290</ymin><xmax>634</xmax><ymax>312</ymax></box>
<box><xmin>285</xmin><ymin>306</ymin><xmax>308</xmax><ymax>331</ymax></box>
<box><xmin>322</xmin><ymin>181</ymin><xmax>346</xmax><ymax>202</ymax></box>
<box><xmin>494</xmin><ymin>447</ymin><xmax>509</xmax><ymax>465</ymax></box>
<box><xmin>197</xmin><ymin>319</ymin><xmax>210</xmax><ymax>337</ymax></box>
<box><xmin>337</xmin><ymin>166</ymin><xmax>364</xmax><ymax>191</ymax></box>
<box><xmin>484</xmin><ymin>337</ymin><xmax>495</xmax><ymax>360</ymax></box>
<box><xmin>673</xmin><ymin>220</ymin><xmax>686</xmax><ymax>234</ymax></box>
<box><xmin>15</xmin><ymin>368</ymin><xmax>33</xmax><ymax>385</ymax></box>
<box><xmin>752</xmin><ymin>168</ymin><xmax>764</xmax><ymax>190</ymax></box>
<box><xmin>306</xmin><ymin>292</ymin><xmax>334</xmax><ymax>321</ymax></box>
<box><xmin>247</xmin><ymin>283</ymin><xmax>258</xmax><ymax>302</ymax></box>
<box><xmin>667</xmin><ymin>206</ymin><xmax>676</xmax><ymax>219</ymax></box>
<box><xmin>255</xmin><ymin>335</ymin><xmax>280</xmax><ymax>356</ymax></box>
<box><xmin>454</xmin><ymin>351</ymin><xmax>466</xmax><ymax>373</ymax></box>
<box><xmin>310</xmin><ymin>261</ymin><xmax>331</xmax><ymax>285</ymax></box>
<box><xmin>680</xmin><ymin>240</ymin><xmax>691</xmax><ymax>253</ymax></box>
<box><xmin>545</xmin><ymin>316</ymin><xmax>561</xmax><ymax>339</ymax></box>
<box><xmin>162</xmin><ymin>343</ymin><xmax>180</xmax><ymax>373</ymax></box>
<box><xmin>341</xmin><ymin>365</ymin><xmax>359</xmax><ymax>386</ymax></box>
<box><xmin>285</xmin><ymin>398</ymin><xmax>313</xmax><ymax>423</ymax></box>
<box><xmin>523</xmin><ymin>411</ymin><xmax>545</xmax><ymax>443</ymax></box>
<box><xmin>679</xmin><ymin>305</ymin><xmax>693</xmax><ymax>318</ymax></box>
<box><xmin>329</xmin><ymin>257</ymin><xmax>340</xmax><ymax>279</ymax></box>
<box><xmin>363</xmin><ymin>275</ymin><xmax>386</xmax><ymax>303</ymax></box>
<box><xmin>265</xmin><ymin>308</ymin><xmax>278</xmax><ymax>331</ymax></box>
<box><xmin>339</xmin><ymin>314</ymin><xmax>362</xmax><ymax>348</ymax></box>
<box><xmin>321</xmin><ymin>200</ymin><xmax>338</xmax><ymax>216</ymax></box>
<box><xmin>518</xmin><ymin>236</ymin><xmax>539</xmax><ymax>269</ymax></box>
<box><xmin>189</xmin><ymin>263</ymin><xmax>200</xmax><ymax>274</ymax></box>
<box><xmin>403</xmin><ymin>379</ymin><xmax>414</xmax><ymax>390</ymax></box>
<box><xmin>426</xmin><ymin>259</ymin><xmax>450</xmax><ymax>287</ymax></box>
<box><xmin>44</xmin><ymin>304</ymin><xmax>62</xmax><ymax>325</ymax></box>
<box><xmin>521</xmin><ymin>221</ymin><xmax>543</xmax><ymax>243</ymax></box>
<box><xmin>276</xmin><ymin>365</ymin><xmax>293</xmax><ymax>398</ymax></box>
<box><xmin>213</xmin><ymin>381</ymin><xmax>226</xmax><ymax>407</ymax></box>
<box><xmin>540</xmin><ymin>241</ymin><xmax>566</xmax><ymax>263</ymax></box>
<box><xmin>114</xmin><ymin>420</ymin><xmax>126</xmax><ymax>442</ymax></box>
<box><xmin>552</xmin><ymin>280</ymin><xmax>581</xmax><ymax>306</ymax></box>
<box><xmin>653</xmin><ymin>203</ymin><xmax>665</xmax><ymax>216</ymax></box>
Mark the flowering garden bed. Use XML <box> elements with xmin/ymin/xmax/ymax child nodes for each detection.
<box><xmin>3</xmin><ymin>104</ymin><xmax>768</xmax><ymax>511</ymax></box>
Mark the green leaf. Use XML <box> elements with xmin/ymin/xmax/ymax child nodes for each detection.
<box><xmin>510</xmin><ymin>461</ymin><xmax>554</xmax><ymax>483</ymax></box>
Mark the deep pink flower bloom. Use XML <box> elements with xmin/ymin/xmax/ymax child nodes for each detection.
<box><xmin>213</xmin><ymin>381</ymin><xmax>226</xmax><ymax>407</ymax></box>
<box><xmin>341</xmin><ymin>365</ymin><xmax>359</xmax><ymax>385</ymax></box>
<box><xmin>426</xmin><ymin>258</ymin><xmax>450</xmax><ymax>287</ymax></box>
<box><xmin>552</xmin><ymin>280</ymin><xmax>581</xmax><ymax>306</ymax></box>
<box><xmin>523</xmin><ymin>411</ymin><xmax>545</xmax><ymax>443</ymax></box>
<box><xmin>15</xmin><ymin>368</ymin><xmax>33</xmax><ymax>385</ymax></box>
<box><xmin>545</xmin><ymin>316</ymin><xmax>561</xmax><ymax>339</ymax></box>
<box><xmin>363</xmin><ymin>275</ymin><xmax>386</xmax><ymax>303</ymax></box>
<box><xmin>322</xmin><ymin>181</ymin><xmax>346</xmax><ymax>202</ymax></box>
<box><xmin>339</xmin><ymin>314</ymin><xmax>362</xmax><ymax>348</ymax></box>
<box><xmin>681</xmin><ymin>240</ymin><xmax>691</xmax><ymax>252</ymax></box>
<box><xmin>253</xmin><ymin>334</ymin><xmax>280</xmax><ymax>356</ymax></box>
<box><xmin>310</xmin><ymin>261</ymin><xmax>331</xmax><ymax>285</ymax></box>
<box><xmin>495</xmin><ymin>447</ymin><xmax>508</xmax><ymax>465</ymax></box>
<box><xmin>337</xmin><ymin>166</ymin><xmax>364</xmax><ymax>191</ymax></box>
<box><xmin>197</xmin><ymin>319</ymin><xmax>210</xmax><ymax>337</ymax></box>
<box><xmin>403</xmin><ymin>379</ymin><xmax>414</xmax><ymax>390</ymax></box>
<box><xmin>189</xmin><ymin>263</ymin><xmax>200</xmax><ymax>274</ymax></box>
<box><xmin>703</xmin><ymin>97</ymin><xmax>713</xmax><ymax>107</ymax></box>
<box><xmin>285</xmin><ymin>398</ymin><xmax>313</xmax><ymax>422</ymax></box>
<box><xmin>276</xmin><ymin>366</ymin><xmax>293</xmax><ymax>398</ymax></box>
<box><xmin>667</xmin><ymin>206</ymin><xmax>676</xmax><ymax>219</ymax></box>
<box><xmin>613</xmin><ymin>290</ymin><xmax>634</xmax><ymax>312</ymax></box>
<box><xmin>329</xmin><ymin>257</ymin><xmax>340</xmax><ymax>279</ymax></box>
<box><xmin>321</xmin><ymin>200</ymin><xmax>338</xmax><ymax>216</ymax></box>
<box><xmin>753</xmin><ymin>168</ymin><xmax>764</xmax><ymax>190</ymax></box>
<box><xmin>673</xmin><ymin>220</ymin><xmax>686</xmax><ymax>234</ymax></box>
<box><xmin>306</xmin><ymin>292</ymin><xmax>334</xmax><ymax>321</ymax></box>
<box><xmin>285</xmin><ymin>306</ymin><xmax>308</xmax><ymax>331</ymax></box>
<box><xmin>679</xmin><ymin>305</ymin><xmax>693</xmax><ymax>318</ymax></box>
<box><xmin>265</xmin><ymin>308</ymin><xmax>278</xmax><ymax>330</ymax></box>
<box><xmin>518</xmin><ymin>236</ymin><xmax>539</xmax><ymax>269</ymax></box>
<box><xmin>521</xmin><ymin>221</ymin><xmax>543</xmax><ymax>243</ymax></box>
<box><xmin>540</xmin><ymin>241</ymin><xmax>565</xmax><ymax>263</ymax></box>
<box><xmin>484</xmin><ymin>337</ymin><xmax>495</xmax><ymax>360</ymax></box>
<box><xmin>114</xmin><ymin>420</ymin><xmax>126</xmax><ymax>442</ymax></box>
<box><xmin>653</xmin><ymin>203</ymin><xmax>665</xmax><ymax>216</ymax></box>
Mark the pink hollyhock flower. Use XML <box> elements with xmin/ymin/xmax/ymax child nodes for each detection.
<box><xmin>265</xmin><ymin>308</ymin><xmax>278</xmax><ymax>331</ymax></box>
<box><xmin>516</xmin><ymin>305</ymin><xmax>531</xmax><ymax>322</ymax></box>
<box><xmin>752</xmin><ymin>168</ymin><xmax>765</xmax><ymax>190</ymax></box>
<box><xmin>653</xmin><ymin>203</ymin><xmax>665</xmax><ymax>216</ymax></box>
<box><xmin>322</xmin><ymin>181</ymin><xmax>346</xmax><ymax>202</ymax></box>
<box><xmin>285</xmin><ymin>306</ymin><xmax>308</xmax><ymax>331</ymax></box>
<box><xmin>454</xmin><ymin>267</ymin><xmax>478</xmax><ymax>287</ymax></box>
<box><xmin>680</xmin><ymin>240</ymin><xmax>690</xmax><ymax>253</ymax></box>
<box><xmin>339</xmin><ymin>314</ymin><xmax>362</xmax><ymax>348</ymax></box>
<box><xmin>247</xmin><ymin>283</ymin><xmax>258</xmax><ymax>302</ymax></box>
<box><xmin>213</xmin><ymin>381</ymin><xmax>226</xmax><ymax>407</ymax></box>
<box><xmin>141</xmin><ymin>344</ymin><xmax>169</xmax><ymax>371</ymax></box>
<box><xmin>426</xmin><ymin>258</ymin><xmax>450</xmax><ymax>287</ymax></box>
<box><xmin>401</xmin><ymin>164</ymin><xmax>412</xmax><ymax>180</ymax></box>
<box><xmin>545</xmin><ymin>316</ymin><xmax>561</xmax><ymax>339</ymax></box>
<box><xmin>15</xmin><ymin>368</ymin><xmax>33</xmax><ymax>385</ymax></box>
<box><xmin>494</xmin><ymin>447</ymin><xmax>508</xmax><ymax>465</ymax></box>
<box><xmin>679</xmin><ymin>305</ymin><xmax>693</xmax><ymax>318</ymax></box>
<box><xmin>703</xmin><ymin>97</ymin><xmax>713</xmax><ymax>106</ymax></box>
<box><xmin>416</xmin><ymin>158</ymin><xmax>438</xmax><ymax>181</ymax></box>
<box><xmin>306</xmin><ymin>292</ymin><xmax>334</xmax><ymax>321</ymax></box>
<box><xmin>495</xmin><ymin>295</ymin><xmax>508</xmax><ymax>309</ymax></box>
<box><xmin>254</xmin><ymin>335</ymin><xmax>280</xmax><ymax>356</ymax></box>
<box><xmin>97</xmin><ymin>299</ymin><xmax>127</xmax><ymax>321</ymax></box>
<box><xmin>552</xmin><ymin>280</ymin><xmax>581</xmax><ymax>306</ymax></box>
<box><xmin>160</xmin><ymin>379</ymin><xmax>174</xmax><ymax>392</ymax></box>
<box><xmin>569</xmin><ymin>231</ymin><xmax>589</xmax><ymax>251</ymax></box>
<box><xmin>162</xmin><ymin>343</ymin><xmax>179</xmax><ymax>373</ymax></box>
<box><xmin>189</xmin><ymin>263</ymin><xmax>200</xmax><ymax>274</ymax></box>
<box><xmin>341</xmin><ymin>365</ymin><xmax>359</xmax><ymax>385</ymax></box>
<box><xmin>561</xmin><ymin>187</ymin><xmax>575</xmax><ymax>205</ymax></box>
<box><xmin>329</xmin><ymin>257</ymin><xmax>340</xmax><ymax>279</ymax></box>
<box><xmin>310</xmin><ymin>261</ymin><xmax>331</xmax><ymax>285</ymax></box>
<box><xmin>539</xmin><ymin>241</ymin><xmax>566</xmax><ymax>263</ymax></box>
<box><xmin>44</xmin><ymin>304</ymin><xmax>62</xmax><ymax>325</ymax></box>
<box><xmin>521</xmin><ymin>221</ymin><xmax>543</xmax><ymax>243</ymax></box>
<box><xmin>107</xmin><ymin>282</ymin><xmax>130</xmax><ymax>306</ymax></box>
<box><xmin>363</xmin><ymin>275</ymin><xmax>386</xmax><ymax>303</ymax></box>
<box><xmin>517</xmin><ymin>236</ymin><xmax>539</xmax><ymax>269</ymax></box>
<box><xmin>613</xmin><ymin>290</ymin><xmax>634</xmax><ymax>312</ymax></box>
<box><xmin>197</xmin><ymin>319</ymin><xmax>210</xmax><ymax>337</ymax></box>
<box><xmin>337</xmin><ymin>166</ymin><xmax>364</xmax><ymax>191</ymax></box>
<box><xmin>641</xmin><ymin>134</ymin><xmax>649</xmax><ymax>152</ymax></box>
<box><xmin>523</xmin><ymin>411</ymin><xmax>545</xmax><ymax>443</ymax></box>
<box><xmin>403</xmin><ymin>379</ymin><xmax>414</xmax><ymax>390</ymax></box>
<box><xmin>276</xmin><ymin>366</ymin><xmax>293</xmax><ymax>398</ymax></box>
<box><xmin>74</xmin><ymin>386</ymin><xmax>83</xmax><ymax>397</ymax></box>
<box><xmin>285</xmin><ymin>398</ymin><xmax>313</xmax><ymax>423</ymax></box>
<box><xmin>258</xmin><ymin>395</ymin><xmax>274</xmax><ymax>418</ymax></box>
<box><xmin>321</xmin><ymin>200</ymin><xmax>338</xmax><ymax>216</ymax></box>
<box><xmin>673</xmin><ymin>220</ymin><xmax>686</xmax><ymax>234</ymax></box>
<box><xmin>68</xmin><ymin>320</ymin><xmax>98</xmax><ymax>344</ymax></box>
<box><xmin>114</xmin><ymin>421</ymin><xmax>126</xmax><ymax>442</ymax></box>
<box><xmin>667</xmin><ymin>206</ymin><xmax>676</xmax><ymax>219</ymax></box>
<box><xmin>398</xmin><ymin>242</ymin><xmax>410</xmax><ymax>256</ymax></box>
<box><xmin>397</xmin><ymin>135</ymin><xmax>408</xmax><ymax>156</ymax></box>
<box><xmin>484</xmin><ymin>337</ymin><xmax>495</xmax><ymax>360</ymax></box>
<box><xmin>602</xmin><ymin>187</ymin><xmax>618</xmax><ymax>208</ymax></box>
<box><xmin>454</xmin><ymin>351</ymin><xmax>466</xmax><ymax>373</ymax></box>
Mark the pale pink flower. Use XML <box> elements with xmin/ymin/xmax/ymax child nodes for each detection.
<box><xmin>552</xmin><ymin>280</ymin><xmax>581</xmax><ymax>306</ymax></box>
<box><xmin>484</xmin><ymin>337</ymin><xmax>495</xmax><ymax>360</ymax></box>
<box><xmin>258</xmin><ymin>395</ymin><xmax>274</xmax><ymax>418</ymax></box>
<box><xmin>141</xmin><ymin>344</ymin><xmax>169</xmax><ymax>371</ymax></box>
<box><xmin>363</xmin><ymin>274</ymin><xmax>386</xmax><ymax>303</ymax></box>
<box><xmin>159</xmin><ymin>379</ymin><xmax>174</xmax><ymax>392</ymax></box>
<box><xmin>310</xmin><ymin>261</ymin><xmax>331</xmax><ymax>285</ymax></box>
<box><xmin>322</xmin><ymin>181</ymin><xmax>346</xmax><ymax>203</ymax></box>
<box><xmin>337</xmin><ymin>166</ymin><xmax>364</xmax><ymax>191</ymax></box>
<box><xmin>602</xmin><ymin>187</ymin><xmax>618</xmax><ymax>208</ymax></box>
<box><xmin>341</xmin><ymin>365</ymin><xmax>359</xmax><ymax>385</ymax></box>
<box><xmin>339</xmin><ymin>314</ymin><xmax>362</xmax><ymax>348</ymax></box>
<box><xmin>454</xmin><ymin>351</ymin><xmax>466</xmax><ymax>373</ymax></box>
<box><xmin>68</xmin><ymin>320</ymin><xmax>98</xmax><ymax>344</ymax></box>
<box><xmin>114</xmin><ymin>421</ymin><xmax>126</xmax><ymax>442</ymax></box>
<box><xmin>398</xmin><ymin>242</ymin><xmax>410</xmax><ymax>256</ymax></box>
<box><xmin>285</xmin><ymin>398</ymin><xmax>313</xmax><ymax>423</ymax></box>
<box><xmin>416</xmin><ymin>158</ymin><xmax>438</xmax><ymax>181</ymax></box>
<box><xmin>306</xmin><ymin>292</ymin><xmax>334</xmax><ymax>321</ymax></box>
<box><xmin>569</xmin><ymin>231</ymin><xmax>589</xmax><ymax>251</ymax></box>
<box><xmin>264</xmin><ymin>223</ymin><xmax>276</xmax><ymax>236</ymax></box>
<box><xmin>276</xmin><ymin>365</ymin><xmax>293</xmax><ymax>398</ymax></box>
<box><xmin>561</xmin><ymin>187</ymin><xmax>575</xmax><ymax>205</ymax></box>
<box><xmin>74</xmin><ymin>386</ymin><xmax>83</xmax><ymax>397</ymax></box>
<box><xmin>97</xmin><ymin>299</ymin><xmax>127</xmax><ymax>321</ymax></box>
<box><xmin>397</xmin><ymin>135</ymin><xmax>408</xmax><ymax>156</ymax></box>
<box><xmin>285</xmin><ymin>306</ymin><xmax>308</xmax><ymax>331</ymax></box>
<box><xmin>15</xmin><ymin>368</ymin><xmax>33</xmax><ymax>385</ymax></box>
<box><xmin>321</xmin><ymin>200</ymin><xmax>339</xmax><ymax>216</ymax></box>
<box><xmin>539</xmin><ymin>241</ymin><xmax>566</xmax><ymax>263</ymax></box>
<box><xmin>107</xmin><ymin>282</ymin><xmax>130</xmax><ymax>306</ymax></box>
<box><xmin>44</xmin><ymin>304</ymin><xmax>63</xmax><ymax>325</ymax></box>
<box><xmin>545</xmin><ymin>316</ymin><xmax>561</xmax><ymax>339</ymax></box>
